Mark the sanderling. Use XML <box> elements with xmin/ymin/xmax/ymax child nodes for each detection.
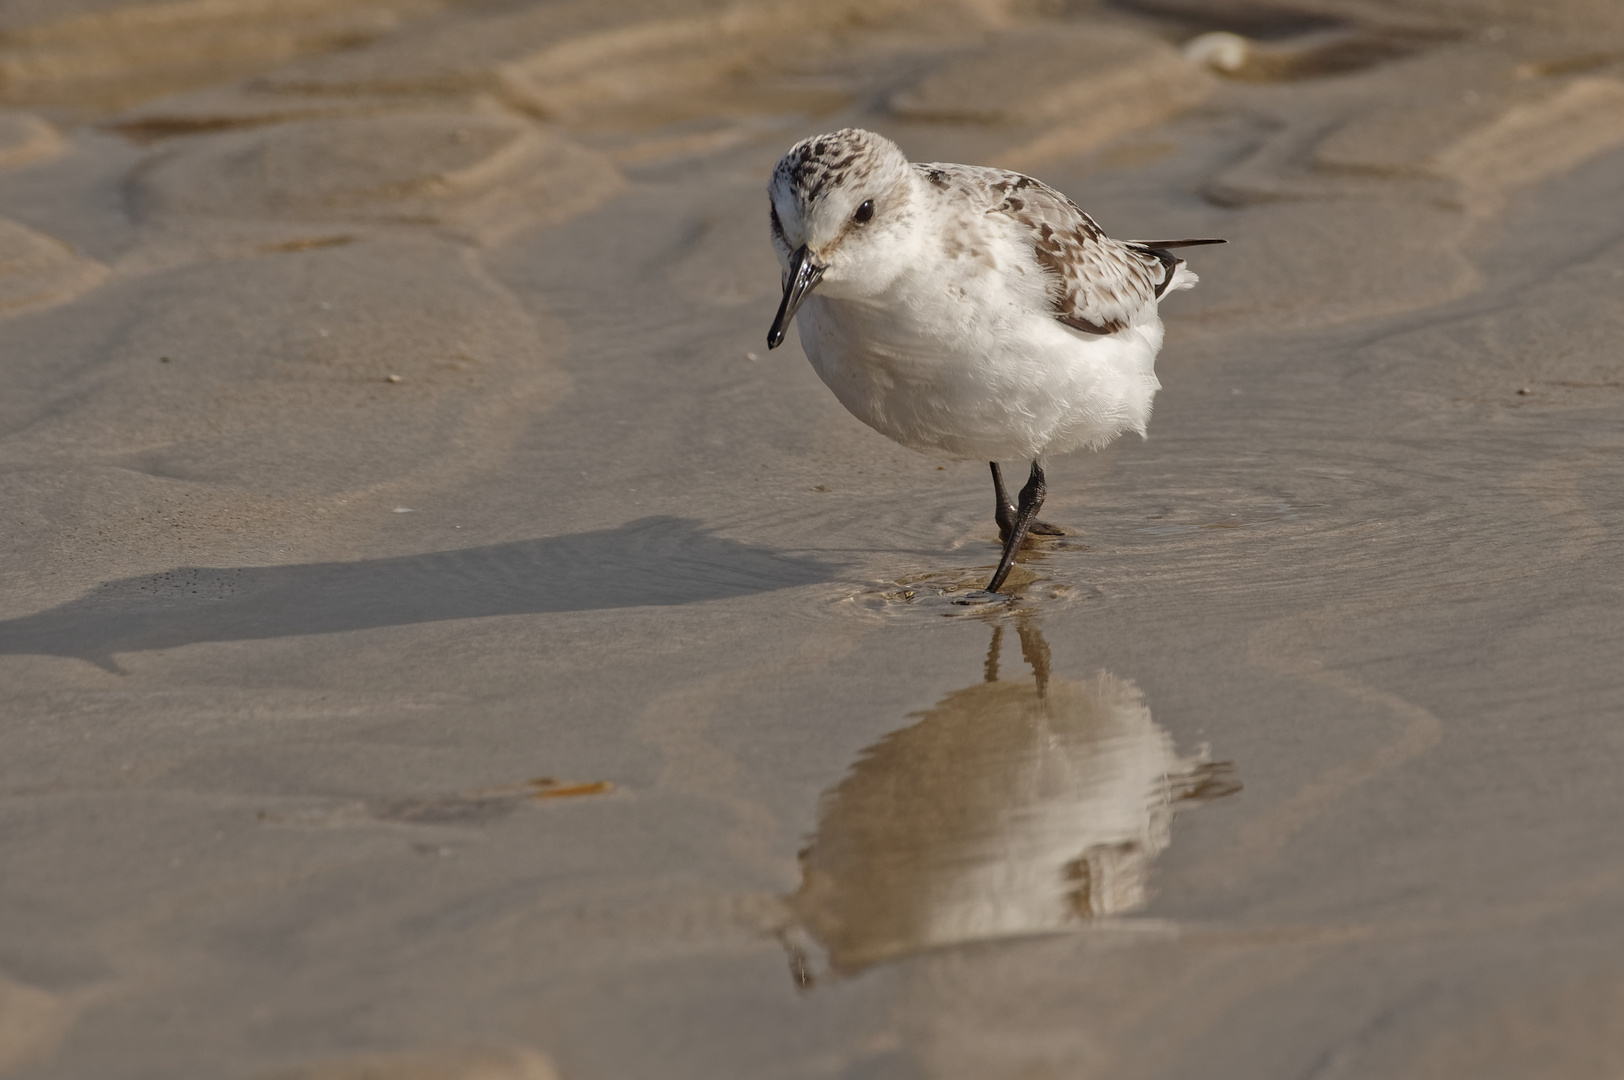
<box><xmin>766</xmin><ymin>128</ymin><xmax>1221</xmax><ymax>595</ymax></box>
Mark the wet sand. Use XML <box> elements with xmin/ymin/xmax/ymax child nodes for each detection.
<box><xmin>2</xmin><ymin>1</ymin><xmax>1624</xmax><ymax>1077</ymax></box>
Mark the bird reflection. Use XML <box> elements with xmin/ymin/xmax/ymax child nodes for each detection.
<box><xmin>786</xmin><ymin>620</ymin><xmax>1238</xmax><ymax>978</ymax></box>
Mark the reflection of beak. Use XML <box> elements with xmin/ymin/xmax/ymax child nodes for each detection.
<box><xmin>767</xmin><ymin>244</ymin><xmax>825</xmax><ymax>350</ymax></box>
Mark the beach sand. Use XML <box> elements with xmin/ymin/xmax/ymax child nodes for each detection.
<box><xmin>2</xmin><ymin>0</ymin><xmax>1624</xmax><ymax>1077</ymax></box>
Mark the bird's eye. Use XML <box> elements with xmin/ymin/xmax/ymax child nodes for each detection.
<box><xmin>853</xmin><ymin>199</ymin><xmax>874</xmax><ymax>224</ymax></box>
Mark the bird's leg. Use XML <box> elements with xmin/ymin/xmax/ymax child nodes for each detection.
<box><xmin>990</xmin><ymin>462</ymin><xmax>1018</xmax><ymax>543</ymax></box>
<box><xmin>1014</xmin><ymin>617</ymin><xmax>1050</xmax><ymax>695</ymax></box>
<box><xmin>993</xmin><ymin>461</ymin><xmax>1064</xmax><ymax>542</ymax></box>
<box><xmin>986</xmin><ymin>461</ymin><xmax>1047</xmax><ymax>594</ymax></box>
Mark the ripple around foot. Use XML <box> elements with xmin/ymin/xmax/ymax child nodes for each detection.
<box><xmin>851</xmin><ymin>564</ymin><xmax>1093</xmax><ymax>619</ymax></box>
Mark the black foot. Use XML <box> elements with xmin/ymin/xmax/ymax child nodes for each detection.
<box><xmin>951</xmin><ymin>589</ymin><xmax>1010</xmax><ymax>607</ymax></box>
<box><xmin>993</xmin><ymin>463</ymin><xmax>1064</xmax><ymax>542</ymax></box>
<box><xmin>987</xmin><ymin>461</ymin><xmax>1047</xmax><ymax>594</ymax></box>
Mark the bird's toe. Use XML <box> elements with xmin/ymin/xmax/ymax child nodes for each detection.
<box><xmin>953</xmin><ymin>589</ymin><xmax>1011</xmax><ymax>606</ymax></box>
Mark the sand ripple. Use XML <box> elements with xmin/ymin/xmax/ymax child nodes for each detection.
<box><xmin>134</xmin><ymin>111</ymin><xmax>622</xmax><ymax>242</ymax></box>
<box><xmin>0</xmin><ymin>216</ymin><xmax>106</xmax><ymax>315</ymax></box>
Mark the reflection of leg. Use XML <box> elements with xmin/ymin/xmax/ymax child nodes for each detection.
<box><xmin>774</xmin><ymin>926</ymin><xmax>816</xmax><ymax>991</ymax></box>
<box><xmin>984</xmin><ymin>623</ymin><xmax>1003</xmax><ymax>683</ymax></box>
<box><xmin>987</xmin><ymin>462</ymin><xmax>1047</xmax><ymax>594</ymax></box>
<box><xmin>1015</xmin><ymin>618</ymin><xmax>1050</xmax><ymax>694</ymax></box>
<box><xmin>990</xmin><ymin>462</ymin><xmax>1018</xmax><ymax>543</ymax></box>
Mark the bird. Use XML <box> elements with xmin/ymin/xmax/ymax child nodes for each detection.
<box><xmin>765</xmin><ymin>127</ymin><xmax>1221</xmax><ymax>595</ymax></box>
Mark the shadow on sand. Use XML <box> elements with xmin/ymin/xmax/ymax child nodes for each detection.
<box><xmin>0</xmin><ymin>516</ymin><xmax>834</xmax><ymax>672</ymax></box>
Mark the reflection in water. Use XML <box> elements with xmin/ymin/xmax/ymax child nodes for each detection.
<box><xmin>787</xmin><ymin>621</ymin><xmax>1238</xmax><ymax>977</ymax></box>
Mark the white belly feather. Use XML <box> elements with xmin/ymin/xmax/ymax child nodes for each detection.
<box><xmin>797</xmin><ymin>280</ymin><xmax>1163</xmax><ymax>463</ymax></box>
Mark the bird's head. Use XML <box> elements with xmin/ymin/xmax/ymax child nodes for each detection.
<box><xmin>766</xmin><ymin>128</ymin><xmax>916</xmax><ymax>349</ymax></box>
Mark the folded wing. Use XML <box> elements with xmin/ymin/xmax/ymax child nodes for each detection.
<box><xmin>925</xmin><ymin>163</ymin><xmax>1222</xmax><ymax>335</ymax></box>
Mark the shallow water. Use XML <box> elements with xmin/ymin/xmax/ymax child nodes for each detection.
<box><xmin>2</xmin><ymin>1</ymin><xmax>1624</xmax><ymax>1078</ymax></box>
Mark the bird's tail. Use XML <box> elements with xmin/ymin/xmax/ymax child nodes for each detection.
<box><xmin>1128</xmin><ymin>238</ymin><xmax>1223</xmax><ymax>298</ymax></box>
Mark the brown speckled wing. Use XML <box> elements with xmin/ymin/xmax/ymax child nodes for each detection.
<box><xmin>923</xmin><ymin>164</ymin><xmax>1168</xmax><ymax>335</ymax></box>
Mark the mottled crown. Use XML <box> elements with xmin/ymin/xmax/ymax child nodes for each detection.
<box><xmin>770</xmin><ymin>128</ymin><xmax>908</xmax><ymax>209</ymax></box>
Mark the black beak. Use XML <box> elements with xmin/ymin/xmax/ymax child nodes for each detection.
<box><xmin>767</xmin><ymin>244</ymin><xmax>824</xmax><ymax>350</ymax></box>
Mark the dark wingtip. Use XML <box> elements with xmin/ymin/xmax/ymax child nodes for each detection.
<box><xmin>767</xmin><ymin>330</ymin><xmax>784</xmax><ymax>350</ymax></box>
<box><xmin>1127</xmin><ymin>237</ymin><xmax>1227</xmax><ymax>249</ymax></box>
